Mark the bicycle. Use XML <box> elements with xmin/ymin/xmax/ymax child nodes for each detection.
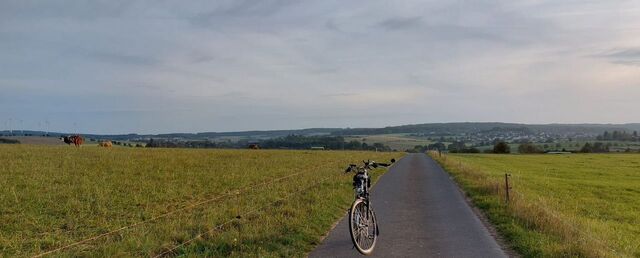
<box><xmin>344</xmin><ymin>159</ymin><xmax>395</xmax><ymax>255</ymax></box>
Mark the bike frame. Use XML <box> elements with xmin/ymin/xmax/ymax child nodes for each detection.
<box><xmin>353</xmin><ymin>165</ymin><xmax>373</xmax><ymax>227</ymax></box>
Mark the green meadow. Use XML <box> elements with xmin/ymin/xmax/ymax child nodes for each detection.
<box><xmin>0</xmin><ymin>145</ymin><xmax>400</xmax><ymax>257</ymax></box>
<box><xmin>432</xmin><ymin>153</ymin><xmax>640</xmax><ymax>258</ymax></box>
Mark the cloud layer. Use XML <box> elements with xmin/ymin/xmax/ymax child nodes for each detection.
<box><xmin>1</xmin><ymin>0</ymin><xmax>639</xmax><ymax>134</ymax></box>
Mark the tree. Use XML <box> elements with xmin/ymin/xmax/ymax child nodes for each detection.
<box><xmin>593</xmin><ymin>142</ymin><xmax>609</xmax><ymax>153</ymax></box>
<box><xmin>447</xmin><ymin>141</ymin><xmax>465</xmax><ymax>153</ymax></box>
<box><xmin>581</xmin><ymin>142</ymin><xmax>609</xmax><ymax>153</ymax></box>
<box><xmin>493</xmin><ymin>142</ymin><xmax>510</xmax><ymax>154</ymax></box>
<box><xmin>427</xmin><ymin>142</ymin><xmax>446</xmax><ymax>151</ymax></box>
<box><xmin>518</xmin><ymin>143</ymin><xmax>543</xmax><ymax>154</ymax></box>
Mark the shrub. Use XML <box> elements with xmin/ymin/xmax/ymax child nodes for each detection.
<box><xmin>493</xmin><ymin>141</ymin><xmax>510</xmax><ymax>154</ymax></box>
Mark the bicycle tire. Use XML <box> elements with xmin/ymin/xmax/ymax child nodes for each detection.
<box><xmin>348</xmin><ymin>198</ymin><xmax>378</xmax><ymax>255</ymax></box>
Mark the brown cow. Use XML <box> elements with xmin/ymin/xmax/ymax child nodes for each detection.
<box><xmin>61</xmin><ymin>135</ymin><xmax>84</xmax><ymax>147</ymax></box>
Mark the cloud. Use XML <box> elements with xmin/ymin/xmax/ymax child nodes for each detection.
<box><xmin>377</xmin><ymin>16</ymin><xmax>422</xmax><ymax>30</ymax></box>
<box><xmin>593</xmin><ymin>48</ymin><xmax>640</xmax><ymax>66</ymax></box>
<box><xmin>1</xmin><ymin>0</ymin><xmax>639</xmax><ymax>134</ymax></box>
<box><xmin>83</xmin><ymin>51</ymin><xmax>160</xmax><ymax>66</ymax></box>
<box><xmin>187</xmin><ymin>0</ymin><xmax>299</xmax><ymax>28</ymax></box>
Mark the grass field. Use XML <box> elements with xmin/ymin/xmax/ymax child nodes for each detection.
<box><xmin>0</xmin><ymin>145</ymin><xmax>401</xmax><ymax>257</ymax></box>
<box><xmin>431</xmin><ymin>153</ymin><xmax>640</xmax><ymax>258</ymax></box>
<box><xmin>472</xmin><ymin>141</ymin><xmax>640</xmax><ymax>153</ymax></box>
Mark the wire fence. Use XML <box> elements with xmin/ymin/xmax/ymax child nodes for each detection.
<box><xmin>32</xmin><ymin>163</ymin><xmax>336</xmax><ymax>257</ymax></box>
<box><xmin>152</xmin><ymin>171</ymin><xmax>339</xmax><ymax>257</ymax></box>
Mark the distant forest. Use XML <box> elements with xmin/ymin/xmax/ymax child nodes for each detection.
<box><xmin>146</xmin><ymin>135</ymin><xmax>393</xmax><ymax>151</ymax></box>
<box><xmin>596</xmin><ymin>130</ymin><xmax>639</xmax><ymax>141</ymax></box>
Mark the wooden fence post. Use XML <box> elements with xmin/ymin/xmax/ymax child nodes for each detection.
<box><xmin>505</xmin><ymin>173</ymin><xmax>512</xmax><ymax>204</ymax></box>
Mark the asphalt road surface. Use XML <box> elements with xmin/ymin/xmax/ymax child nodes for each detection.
<box><xmin>309</xmin><ymin>153</ymin><xmax>507</xmax><ymax>258</ymax></box>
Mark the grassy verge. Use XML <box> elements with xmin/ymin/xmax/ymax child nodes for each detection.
<box><xmin>0</xmin><ymin>145</ymin><xmax>401</xmax><ymax>257</ymax></box>
<box><xmin>429</xmin><ymin>152</ymin><xmax>640</xmax><ymax>258</ymax></box>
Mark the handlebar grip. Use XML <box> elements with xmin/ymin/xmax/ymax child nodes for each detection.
<box><xmin>345</xmin><ymin>164</ymin><xmax>357</xmax><ymax>173</ymax></box>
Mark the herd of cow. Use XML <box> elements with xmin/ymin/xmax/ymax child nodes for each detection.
<box><xmin>60</xmin><ymin>135</ymin><xmax>112</xmax><ymax>147</ymax></box>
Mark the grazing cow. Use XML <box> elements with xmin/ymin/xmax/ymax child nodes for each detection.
<box><xmin>98</xmin><ymin>141</ymin><xmax>113</xmax><ymax>147</ymax></box>
<box><xmin>61</xmin><ymin>135</ymin><xmax>84</xmax><ymax>147</ymax></box>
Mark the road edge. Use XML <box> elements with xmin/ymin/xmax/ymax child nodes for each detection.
<box><xmin>426</xmin><ymin>154</ymin><xmax>520</xmax><ymax>258</ymax></box>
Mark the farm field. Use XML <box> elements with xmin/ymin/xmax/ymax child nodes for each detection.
<box><xmin>0</xmin><ymin>145</ymin><xmax>401</xmax><ymax>257</ymax></box>
<box><xmin>432</xmin><ymin>153</ymin><xmax>640</xmax><ymax>257</ymax></box>
<box><xmin>344</xmin><ymin>134</ymin><xmax>434</xmax><ymax>151</ymax></box>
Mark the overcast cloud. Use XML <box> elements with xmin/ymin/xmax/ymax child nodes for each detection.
<box><xmin>1</xmin><ymin>0</ymin><xmax>639</xmax><ymax>134</ymax></box>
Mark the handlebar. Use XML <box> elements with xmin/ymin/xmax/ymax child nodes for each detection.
<box><xmin>344</xmin><ymin>159</ymin><xmax>396</xmax><ymax>173</ymax></box>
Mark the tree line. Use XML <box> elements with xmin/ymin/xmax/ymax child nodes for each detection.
<box><xmin>0</xmin><ymin>138</ymin><xmax>20</xmax><ymax>144</ymax></box>
<box><xmin>407</xmin><ymin>140</ymin><xmax>634</xmax><ymax>154</ymax></box>
<box><xmin>596</xmin><ymin>130</ymin><xmax>639</xmax><ymax>141</ymax></box>
<box><xmin>145</xmin><ymin>135</ymin><xmax>393</xmax><ymax>151</ymax></box>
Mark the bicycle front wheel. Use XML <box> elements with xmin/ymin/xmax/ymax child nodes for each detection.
<box><xmin>348</xmin><ymin>198</ymin><xmax>378</xmax><ymax>255</ymax></box>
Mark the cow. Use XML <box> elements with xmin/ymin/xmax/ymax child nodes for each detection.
<box><xmin>98</xmin><ymin>141</ymin><xmax>113</xmax><ymax>147</ymax></box>
<box><xmin>60</xmin><ymin>135</ymin><xmax>84</xmax><ymax>147</ymax></box>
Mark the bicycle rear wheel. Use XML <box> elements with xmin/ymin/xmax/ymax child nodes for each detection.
<box><xmin>348</xmin><ymin>198</ymin><xmax>378</xmax><ymax>255</ymax></box>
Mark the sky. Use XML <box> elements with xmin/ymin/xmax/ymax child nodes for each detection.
<box><xmin>1</xmin><ymin>0</ymin><xmax>639</xmax><ymax>134</ymax></box>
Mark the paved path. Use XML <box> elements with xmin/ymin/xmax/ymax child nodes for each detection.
<box><xmin>309</xmin><ymin>153</ymin><xmax>507</xmax><ymax>258</ymax></box>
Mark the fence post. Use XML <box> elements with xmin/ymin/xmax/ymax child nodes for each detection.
<box><xmin>505</xmin><ymin>173</ymin><xmax>512</xmax><ymax>204</ymax></box>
